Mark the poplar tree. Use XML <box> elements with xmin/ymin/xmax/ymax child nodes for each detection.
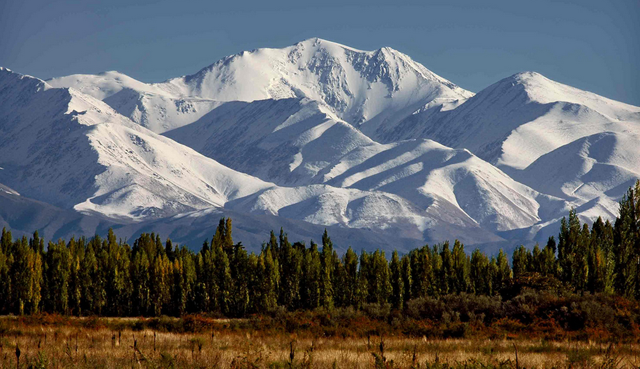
<box><xmin>0</xmin><ymin>228</ymin><xmax>12</xmax><ymax>314</ymax></box>
<box><xmin>44</xmin><ymin>240</ymin><xmax>70</xmax><ymax>314</ymax></box>
<box><xmin>401</xmin><ymin>254</ymin><xmax>412</xmax><ymax>305</ymax></box>
<box><xmin>150</xmin><ymin>254</ymin><xmax>172</xmax><ymax>316</ymax></box>
<box><xmin>512</xmin><ymin>245</ymin><xmax>532</xmax><ymax>279</ymax></box>
<box><xmin>470</xmin><ymin>249</ymin><xmax>491</xmax><ymax>295</ymax></box>
<box><xmin>369</xmin><ymin>250</ymin><xmax>391</xmax><ymax>304</ymax></box>
<box><xmin>389</xmin><ymin>251</ymin><xmax>403</xmax><ymax>309</ymax></box>
<box><xmin>259</xmin><ymin>248</ymin><xmax>279</xmax><ymax>311</ymax></box>
<box><xmin>342</xmin><ymin>246</ymin><xmax>359</xmax><ymax>307</ymax></box>
<box><xmin>131</xmin><ymin>251</ymin><xmax>151</xmax><ymax>315</ymax></box>
<box><xmin>614</xmin><ymin>180</ymin><xmax>639</xmax><ymax>298</ymax></box>
<box><xmin>278</xmin><ymin>233</ymin><xmax>301</xmax><ymax>310</ymax></box>
<box><xmin>301</xmin><ymin>241</ymin><xmax>321</xmax><ymax>309</ymax></box>
<box><xmin>451</xmin><ymin>240</ymin><xmax>469</xmax><ymax>293</ymax></box>
<box><xmin>410</xmin><ymin>246</ymin><xmax>432</xmax><ymax>299</ymax></box>
<box><xmin>440</xmin><ymin>242</ymin><xmax>453</xmax><ymax>295</ymax></box>
<box><xmin>320</xmin><ymin>230</ymin><xmax>334</xmax><ymax>309</ymax></box>
<box><xmin>357</xmin><ymin>250</ymin><xmax>371</xmax><ymax>306</ymax></box>
<box><xmin>493</xmin><ymin>249</ymin><xmax>512</xmax><ymax>294</ymax></box>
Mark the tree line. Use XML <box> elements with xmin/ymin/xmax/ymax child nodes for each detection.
<box><xmin>0</xmin><ymin>181</ymin><xmax>639</xmax><ymax>317</ymax></box>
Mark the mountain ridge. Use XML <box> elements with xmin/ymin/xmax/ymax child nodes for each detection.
<box><xmin>3</xmin><ymin>38</ymin><xmax>639</xmax><ymax>252</ymax></box>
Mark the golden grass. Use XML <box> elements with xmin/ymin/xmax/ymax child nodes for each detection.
<box><xmin>0</xmin><ymin>317</ymin><xmax>639</xmax><ymax>368</ymax></box>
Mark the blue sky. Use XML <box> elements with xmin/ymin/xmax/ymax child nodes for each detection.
<box><xmin>1</xmin><ymin>0</ymin><xmax>638</xmax><ymax>104</ymax></box>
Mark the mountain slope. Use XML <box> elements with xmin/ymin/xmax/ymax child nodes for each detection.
<box><xmin>513</xmin><ymin>131</ymin><xmax>640</xmax><ymax>218</ymax></box>
<box><xmin>0</xmin><ymin>183</ymin><xmax>433</xmax><ymax>253</ymax></box>
<box><xmin>321</xmin><ymin>139</ymin><xmax>569</xmax><ymax>232</ymax></box>
<box><xmin>382</xmin><ymin>72</ymin><xmax>640</xmax><ymax>170</ymax></box>
<box><xmin>165</xmin><ymin>97</ymin><xmax>377</xmax><ymax>185</ymax></box>
<box><xmin>0</xmin><ymin>67</ymin><xmax>274</xmax><ymax>219</ymax></box>
<box><xmin>166</xmin><ymin>97</ymin><xmax>569</xmax><ymax>234</ymax></box>
<box><xmin>47</xmin><ymin>71</ymin><xmax>223</xmax><ymax>133</ymax></box>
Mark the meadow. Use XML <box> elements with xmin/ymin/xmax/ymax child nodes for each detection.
<box><xmin>1</xmin><ymin>315</ymin><xmax>639</xmax><ymax>369</ymax></box>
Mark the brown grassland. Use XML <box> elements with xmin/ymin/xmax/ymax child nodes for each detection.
<box><xmin>1</xmin><ymin>315</ymin><xmax>639</xmax><ymax>369</ymax></box>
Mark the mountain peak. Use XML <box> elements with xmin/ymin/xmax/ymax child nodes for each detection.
<box><xmin>496</xmin><ymin>71</ymin><xmax>640</xmax><ymax>115</ymax></box>
<box><xmin>293</xmin><ymin>37</ymin><xmax>363</xmax><ymax>52</ymax></box>
<box><xmin>0</xmin><ymin>67</ymin><xmax>51</xmax><ymax>93</ymax></box>
<box><xmin>160</xmin><ymin>39</ymin><xmax>472</xmax><ymax>126</ymax></box>
<box><xmin>511</xmin><ymin>71</ymin><xmax>545</xmax><ymax>80</ymax></box>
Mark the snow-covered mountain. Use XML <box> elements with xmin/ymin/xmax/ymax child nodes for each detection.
<box><xmin>514</xmin><ymin>131</ymin><xmax>640</xmax><ymax>218</ymax></box>
<box><xmin>166</xmin><ymin>98</ymin><xmax>376</xmax><ymax>185</ymax></box>
<box><xmin>48</xmin><ymin>38</ymin><xmax>472</xmax><ymax>135</ymax></box>
<box><xmin>3</xmin><ymin>38</ymin><xmax>639</xmax><ymax>252</ymax></box>
<box><xmin>378</xmin><ymin>71</ymin><xmax>640</xmax><ymax>225</ymax></box>
<box><xmin>159</xmin><ymin>38</ymin><xmax>473</xmax><ymax>126</ymax></box>
<box><xmin>0</xmin><ymin>183</ymin><xmax>431</xmax><ymax>253</ymax></box>
<box><xmin>383</xmin><ymin>72</ymin><xmax>640</xmax><ymax>169</ymax></box>
<box><xmin>0</xmin><ymin>67</ymin><xmax>274</xmax><ymax>220</ymax></box>
<box><xmin>47</xmin><ymin>71</ymin><xmax>223</xmax><ymax>133</ymax></box>
<box><xmin>165</xmin><ymin>98</ymin><xmax>569</xmax><ymax>233</ymax></box>
<box><xmin>1</xmin><ymin>67</ymin><xmax>500</xmax><ymax>248</ymax></box>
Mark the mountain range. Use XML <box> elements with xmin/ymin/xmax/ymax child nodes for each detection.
<box><xmin>2</xmin><ymin>38</ymin><xmax>638</xmax><ymax>253</ymax></box>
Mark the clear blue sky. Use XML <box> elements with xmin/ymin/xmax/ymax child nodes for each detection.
<box><xmin>1</xmin><ymin>0</ymin><xmax>638</xmax><ymax>105</ymax></box>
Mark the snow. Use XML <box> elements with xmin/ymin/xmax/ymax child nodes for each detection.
<box><xmin>514</xmin><ymin>131</ymin><xmax>640</xmax><ymax>215</ymax></box>
<box><xmin>3</xmin><ymin>38</ymin><xmax>640</xmax><ymax>251</ymax></box>
<box><xmin>1</xmin><ymin>68</ymin><xmax>275</xmax><ymax>220</ymax></box>
<box><xmin>165</xmin><ymin>95</ymin><xmax>570</xmax><ymax>234</ymax></box>
<box><xmin>0</xmin><ymin>68</ymin><xmax>498</xmax><ymax>245</ymax></box>
<box><xmin>49</xmin><ymin>38</ymin><xmax>473</xmax><ymax>135</ymax></box>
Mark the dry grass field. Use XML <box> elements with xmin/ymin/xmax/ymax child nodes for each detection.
<box><xmin>1</xmin><ymin>316</ymin><xmax>639</xmax><ymax>369</ymax></box>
